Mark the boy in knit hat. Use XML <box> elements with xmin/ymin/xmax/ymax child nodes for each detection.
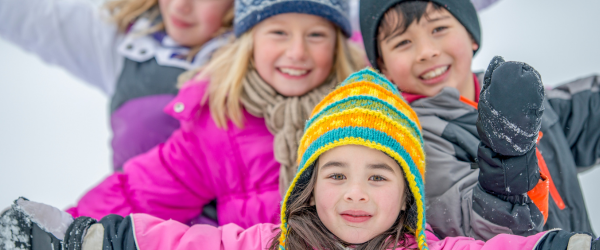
<box><xmin>360</xmin><ymin>0</ymin><xmax>598</xmax><ymax>240</ymax></box>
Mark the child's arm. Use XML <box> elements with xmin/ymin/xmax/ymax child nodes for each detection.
<box><xmin>66</xmin><ymin>121</ymin><xmax>216</xmax><ymax>223</ymax></box>
<box><xmin>430</xmin><ymin>230</ymin><xmax>596</xmax><ymax>250</ymax></box>
<box><xmin>546</xmin><ymin>74</ymin><xmax>600</xmax><ymax>171</ymax></box>
<box><xmin>0</xmin><ymin>198</ymin><xmax>278</xmax><ymax>250</ymax></box>
<box><xmin>424</xmin><ymin>142</ymin><xmax>543</xmax><ymax>241</ymax></box>
<box><xmin>424</xmin><ymin>56</ymin><xmax>547</xmax><ymax>241</ymax></box>
<box><xmin>0</xmin><ymin>0</ymin><xmax>123</xmax><ymax>95</ymax></box>
<box><xmin>474</xmin><ymin>56</ymin><xmax>548</xmax><ymax>237</ymax></box>
<box><xmin>127</xmin><ymin>214</ymin><xmax>278</xmax><ymax>250</ymax></box>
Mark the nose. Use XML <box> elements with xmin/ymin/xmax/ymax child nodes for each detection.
<box><xmin>415</xmin><ymin>38</ymin><xmax>440</xmax><ymax>62</ymax></box>
<box><xmin>285</xmin><ymin>35</ymin><xmax>308</xmax><ymax>62</ymax></box>
<box><xmin>171</xmin><ymin>0</ymin><xmax>192</xmax><ymax>15</ymax></box>
<box><xmin>344</xmin><ymin>182</ymin><xmax>369</xmax><ymax>203</ymax></box>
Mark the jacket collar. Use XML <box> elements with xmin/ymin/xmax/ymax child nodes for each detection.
<box><xmin>402</xmin><ymin>73</ymin><xmax>481</xmax><ymax>104</ymax></box>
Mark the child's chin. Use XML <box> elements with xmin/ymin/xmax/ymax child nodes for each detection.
<box><xmin>338</xmin><ymin>232</ymin><xmax>372</xmax><ymax>245</ymax></box>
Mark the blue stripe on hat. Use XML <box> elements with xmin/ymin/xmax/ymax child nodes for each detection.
<box><xmin>297</xmin><ymin>126</ymin><xmax>425</xmax><ymax>190</ymax></box>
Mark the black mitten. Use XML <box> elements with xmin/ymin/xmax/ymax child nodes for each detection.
<box><xmin>535</xmin><ymin>230</ymin><xmax>596</xmax><ymax>250</ymax></box>
<box><xmin>0</xmin><ymin>197</ymin><xmax>74</xmax><ymax>250</ymax></box>
<box><xmin>477</xmin><ymin>56</ymin><xmax>545</xmax><ymax>156</ymax></box>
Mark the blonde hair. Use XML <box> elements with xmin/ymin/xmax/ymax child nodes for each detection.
<box><xmin>188</xmin><ymin>28</ymin><xmax>366</xmax><ymax>129</ymax></box>
<box><xmin>104</xmin><ymin>0</ymin><xmax>234</xmax><ymax>58</ymax></box>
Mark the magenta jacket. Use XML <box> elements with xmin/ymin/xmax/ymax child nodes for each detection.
<box><xmin>66</xmin><ymin>79</ymin><xmax>282</xmax><ymax>228</ymax></box>
<box><xmin>130</xmin><ymin>213</ymin><xmax>549</xmax><ymax>250</ymax></box>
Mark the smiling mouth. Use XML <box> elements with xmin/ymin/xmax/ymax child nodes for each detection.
<box><xmin>170</xmin><ymin>16</ymin><xmax>193</xmax><ymax>28</ymax></box>
<box><xmin>278</xmin><ymin>67</ymin><xmax>310</xmax><ymax>77</ymax></box>
<box><xmin>420</xmin><ymin>65</ymin><xmax>449</xmax><ymax>80</ymax></box>
<box><xmin>340</xmin><ymin>212</ymin><xmax>373</xmax><ymax>223</ymax></box>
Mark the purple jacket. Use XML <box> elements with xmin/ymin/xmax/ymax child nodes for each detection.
<box><xmin>67</xmin><ymin>79</ymin><xmax>282</xmax><ymax>228</ymax></box>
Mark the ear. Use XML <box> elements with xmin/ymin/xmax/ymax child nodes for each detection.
<box><xmin>309</xmin><ymin>194</ymin><xmax>316</xmax><ymax>206</ymax></box>
<box><xmin>471</xmin><ymin>39</ymin><xmax>479</xmax><ymax>51</ymax></box>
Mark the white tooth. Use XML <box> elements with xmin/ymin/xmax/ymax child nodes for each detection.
<box><xmin>280</xmin><ymin>68</ymin><xmax>307</xmax><ymax>76</ymax></box>
<box><xmin>422</xmin><ymin>66</ymin><xmax>448</xmax><ymax>80</ymax></box>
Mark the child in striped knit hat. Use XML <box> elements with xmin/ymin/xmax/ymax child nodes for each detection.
<box><xmin>3</xmin><ymin>68</ymin><xmax>597</xmax><ymax>250</ymax></box>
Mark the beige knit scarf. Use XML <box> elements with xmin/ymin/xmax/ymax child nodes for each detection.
<box><xmin>240</xmin><ymin>70</ymin><xmax>337</xmax><ymax>195</ymax></box>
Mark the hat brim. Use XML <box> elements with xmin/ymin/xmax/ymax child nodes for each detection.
<box><xmin>234</xmin><ymin>1</ymin><xmax>352</xmax><ymax>37</ymax></box>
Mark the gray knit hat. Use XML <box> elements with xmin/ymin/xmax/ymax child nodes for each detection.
<box><xmin>360</xmin><ymin>0</ymin><xmax>481</xmax><ymax>70</ymax></box>
<box><xmin>234</xmin><ymin>0</ymin><xmax>352</xmax><ymax>37</ymax></box>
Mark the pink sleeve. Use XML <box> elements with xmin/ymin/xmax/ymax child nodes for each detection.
<box><xmin>67</xmin><ymin>126</ymin><xmax>215</xmax><ymax>223</ymax></box>
<box><xmin>427</xmin><ymin>232</ymin><xmax>547</xmax><ymax>250</ymax></box>
<box><xmin>131</xmin><ymin>213</ymin><xmax>279</xmax><ymax>250</ymax></box>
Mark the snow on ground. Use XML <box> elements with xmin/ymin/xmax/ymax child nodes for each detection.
<box><xmin>1</xmin><ymin>0</ymin><xmax>599</xmax><ymax>232</ymax></box>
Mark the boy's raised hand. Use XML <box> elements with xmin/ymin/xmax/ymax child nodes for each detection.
<box><xmin>477</xmin><ymin>56</ymin><xmax>545</xmax><ymax>156</ymax></box>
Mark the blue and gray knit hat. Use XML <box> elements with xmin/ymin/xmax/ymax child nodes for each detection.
<box><xmin>234</xmin><ymin>0</ymin><xmax>352</xmax><ymax>37</ymax></box>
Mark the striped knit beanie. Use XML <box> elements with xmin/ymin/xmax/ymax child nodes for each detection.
<box><xmin>279</xmin><ymin>68</ymin><xmax>428</xmax><ymax>250</ymax></box>
<box><xmin>234</xmin><ymin>0</ymin><xmax>352</xmax><ymax>37</ymax></box>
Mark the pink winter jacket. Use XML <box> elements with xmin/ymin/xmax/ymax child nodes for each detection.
<box><xmin>130</xmin><ymin>213</ymin><xmax>549</xmax><ymax>250</ymax></box>
<box><xmin>67</xmin><ymin>79</ymin><xmax>282</xmax><ymax>228</ymax></box>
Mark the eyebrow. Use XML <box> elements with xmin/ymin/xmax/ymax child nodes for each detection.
<box><xmin>384</xmin><ymin>15</ymin><xmax>452</xmax><ymax>44</ymax></box>
<box><xmin>320</xmin><ymin>161</ymin><xmax>347</xmax><ymax>170</ymax></box>
<box><xmin>319</xmin><ymin>161</ymin><xmax>395</xmax><ymax>174</ymax></box>
<box><xmin>425</xmin><ymin>15</ymin><xmax>451</xmax><ymax>23</ymax></box>
<box><xmin>368</xmin><ymin>163</ymin><xmax>396</xmax><ymax>173</ymax></box>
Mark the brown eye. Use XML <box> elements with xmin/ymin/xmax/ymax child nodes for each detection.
<box><xmin>308</xmin><ymin>32</ymin><xmax>325</xmax><ymax>37</ymax></box>
<box><xmin>271</xmin><ymin>30</ymin><xmax>286</xmax><ymax>36</ymax></box>
<box><xmin>432</xmin><ymin>26</ymin><xmax>448</xmax><ymax>34</ymax></box>
<box><xmin>369</xmin><ymin>175</ymin><xmax>386</xmax><ymax>182</ymax></box>
<box><xmin>393</xmin><ymin>39</ymin><xmax>410</xmax><ymax>49</ymax></box>
<box><xmin>330</xmin><ymin>173</ymin><xmax>346</xmax><ymax>180</ymax></box>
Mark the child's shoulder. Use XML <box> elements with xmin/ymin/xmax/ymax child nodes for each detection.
<box><xmin>163</xmin><ymin>78</ymin><xmax>209</xmax><ymax>121</ymax></box>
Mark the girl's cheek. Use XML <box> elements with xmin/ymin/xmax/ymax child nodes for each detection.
<box><xmin>312</xmin><ymin>41</ymin><xmax>336</xmax><ymax>69</ymax></box>
<box><xmin>254</xmin><ymin>38</ymin><xmax>277</xmax><ymax>67</ymax></box>
<box><xmin>375</xmin><ymin>188</ymin><xmax>401</xmax><ymax>214</ymax></box>
<box><xmin>315</xmin><ymin>183</ymin><xmax>338</xmax><ymax>208</ymax></box>
<box><xmin>197</xmin><ymin>8</ymin><xmax>222</xmax><ymax>30</ymax></box>
<box><xmin>158</xmin><ymin>0</ymin><xmax>170</xmax><ymax>19</ymax></box>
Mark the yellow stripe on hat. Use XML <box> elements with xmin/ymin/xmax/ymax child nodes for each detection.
<box><xmin>310</xmin><ymin>81</ymin><xmax>421</xmax><ymax>130</ymax></box>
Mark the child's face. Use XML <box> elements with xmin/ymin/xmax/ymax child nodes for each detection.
<box><xmin>313</xmin><ymin>145</ymin><xmax>407</xmax><ymax>244</ymax></box>
<box><xmin>253</xmin><ymin>13</ymin><xmax>337</xmax><ymax>97</ymax></box>
<box><xmin>159</xmin><ymin>0</ymin><xmax>232</xmax><ymax>47</ymax></box>
<box><xmin>378</xmin><ymin>4</ymin><xmax>478</xmax><ymax>98</ymax></box>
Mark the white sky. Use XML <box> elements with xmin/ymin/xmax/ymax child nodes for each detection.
<box><xmin>1</xmin><ymin>0</ymin><xmax>599</xmax><ymax>233</ymax></box>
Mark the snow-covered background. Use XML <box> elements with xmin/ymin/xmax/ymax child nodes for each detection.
<box><xmin>1</xmin><ymin>0</ymin><xmax>599</xmax><ymax>231</ymax></box>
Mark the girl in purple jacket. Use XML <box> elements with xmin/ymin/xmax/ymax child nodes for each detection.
<box><xmin>0</xmin><ymin>0</ymin><xmax>234</xmax><ymax>171</ymax></box>
<box><xmin>64</xmin><ymin>0</ymin><xmax>365</xmax><ymax>229</ymax></box>
<box><xmin>2</xmin><ymin>68</ymin><xmax>595</xmax><ymax>250</ymax></box>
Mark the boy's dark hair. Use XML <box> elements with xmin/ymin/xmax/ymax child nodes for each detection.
<box><xmin>360</xmin><ymin>0</ymin><xmax>481</xmax><ymax>70</ymax></box>
<box><xmin>377</xmin><ymin>1</ymin><xmax>444</xmax><ymax>59</ymax></box>
<box><xmin>267</xmin><ymin>161</ymin><xmax>418</xmax><ymax>250</ymax></box>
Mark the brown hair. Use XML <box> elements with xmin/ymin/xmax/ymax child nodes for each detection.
<box><xmin>268</xmin><ymin>161</ymin><xmax>417</xmax><ymax>250</ymax></box>
<box><xmin>104</xmin><ymin>0</ymin><xmax>234</xmax><ymax>59</ymax></box>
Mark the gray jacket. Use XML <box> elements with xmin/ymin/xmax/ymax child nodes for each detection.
<box><xmin>412</xmin><ymin>74</ymin><xmax>597</xmax><ymax>240</ymax></box>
